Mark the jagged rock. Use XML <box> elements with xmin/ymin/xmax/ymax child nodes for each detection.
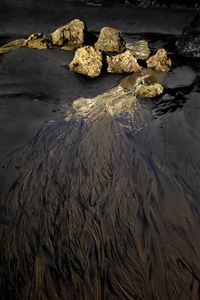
<box><xmin>106</xmin><ymin>50</ymin><xmax>142</xmax><ymax>73</ymax></box>
<box><xmin>136</xmin><ymin>83</ymin><xmax>164</xmax><ymax>98</ymax></box>
<box><xmin>51</xmin><ymin>19</ymin><xmax>85</xmax><ymax>49</ymax></box>
<box><xmin>25</xmin><ymin>33</ymin><xmax>52</xmax><ymax>49</ymax></box>
<box><xmin>69</xmin><ymin>46</ymin><xmax>103</xmax><ymax>77</ymax></box>
<box><xmin>0</xmin><ymin>39</ymin><xmax>26</xmax><ymax>54</ymax></box>
<box><xmin>94</xmin><ymin>27</ymin><xmax>125</xmax><ymax>52</ymax></box>
<box><xmin>176</xmin><ymin>15</ymin><xmax>200</xmax><ymax>58</ymax></box>
<box><xmin>126</xmin><ymin>40</ymin><xmax>150</xmax><ymax>60</ymax></box>
<box><xmin>147</xmin><ymin>48</ymin><xmax>172</xmax><ymax>72</ymax></box>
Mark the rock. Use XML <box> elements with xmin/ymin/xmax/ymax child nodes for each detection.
<box><xmin>51</xmin><ymin>19</ymin><xmax>85</xmax><ymax>49</ymax></box>
<box><xmin>136</xmin><ymin>83</ymin><xmax>164</xmax><ymax>98</ymax></box>
<box><xmin>176</xmin><ymin>15</ymin><xmax>200</xmax><ymax>58</ymax></box>
<box><xmin>126</xmin><ymin>40</ymin><xmax>150</xmax><ymax>60</ymax></box>
<box><xmin>94</xmin><ymin>27</ymin><xmax>125</xmax><ymax>52</ymax></box>
<box><xmin>0</xmin><ymin>39</ymin><xmax>26</xmax><ymax>54</ymax></box>
<box><xmin>25</xmin><ymin>33</ymin><xmax>52</xmax><ymax>49</ymax></box>
<box><xmin>69</xmin><ymin>46</ymin><xmax>103</xmax><ymax>77</ymax></box>
<box><xmin>106</xmin><ymin>50</ymin><xmax>142</xmax><ymax>73</ymax></box>
<box><xmin>147</xmin><ymin>48</ymin><xmax>172</xmax><ymax>72</ymax></box>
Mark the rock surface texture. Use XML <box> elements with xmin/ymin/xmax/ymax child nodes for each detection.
<box><xmin>69</xmin><ymin>46</ymin><xmax>103</xmax><ymax>77</ymax></box>
<box><xmin>94</xmin><ymin>27</ymin><xmax>125</xmax><ymax>52</ymax></box>
<box><xmin>25</xmin><ymin>33</ymin><xmax>52</xmax><ymax>49</ymax></box>
<box><xmin>51</xmin><ymin>19</ymin><xmax>85</xmax><ymax>49</ymax></box>
<box><xmin>126</xmin><ymin>40</ymin><xmax>150</xmax><ymax>60</ymax></box>
<box><xmin>176</xmin><ymin>15</ymin><xmax>200</xmax><ymax>58</ymax></box>
<box><xmin>136</xmin><ymin>83</ymin><xmax>164</xmax><ymax>97</ymax></box>
<box><xmin>147</xmin><ymin>48</ymin><xmax>172</xmax><ymax>72</ymax></box>
<box><xmin>106</xmin><ymin>50</ymin><xmax>142</xmax><ymax>73</ymax></box>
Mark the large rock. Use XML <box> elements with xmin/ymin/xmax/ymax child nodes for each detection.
<box><xmin>94</xmin><ymin>27</ymin><xmax>125</xmax><ymax>52</ymax></box>
<box><xmin>176</xmin><ymin>15</ymin><xmax>200</xmax><ymax>58</ymax></box>
<box><xmin>51</xmin><ymin>19</ymin><xmax>85</xmax><ymax>49</ymax></box>
<box><xmin>69</xmin><ymin>46</ymin><xmax>103</xmax><ymax>78</ymax></box>
<box><xmin>25</xmin><ymin>33</ymin><xmax>52</xmax><ymax>49</ymax></box>
<box><xmin>126</xmin><ymin>40</ymin><xmax>150</xmax><ymax>60</ymax></box>
<box><xmin>106</xmin><ymin>50</ymin><xmax>142</xmax><ymax>73</ymax></box>
<box><xmin>147</xmin><ymin>48</ymin><xmax>172</xmax><ymax>72</ymax></box>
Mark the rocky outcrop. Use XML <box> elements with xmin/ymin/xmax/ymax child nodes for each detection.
<box><xmin>147</xmin><ymin>48</ymin><xmax>172</xmax><ymax>72</ymax></box>
<box><xmin>106</xmin><ymin>50</ymin><xmax>142</xmax><ymax>73</ymax></box>
<box><xmin>136</xmin><ymin>83</ymin><xmax>164</xmax><ymax>98</ymax></box>
<box><xmin>25</xmin><ymin>33</ymin><xmax>52</xmax><ymax>49</ymax></box>
<box><xmin>176</xmin><ymin>15</ymin><xmax>200</xmax><ymax>58</ymax></box>
<box><xmin>126</xmin><ymin>40</ymin><xmax>150</xmax><ymax>60</ymax></box>
<box><xmin>94</xmin><ymin>27</ymin><xmax>125</xmax><ymax>52</ymax></box>
<box><xmin>51</xmin><ymin>19</ymin><xmax>85</xmax><ymax>49</ymax></box>
<box><xmin>69</xmin><ymin>46</ymin><xmax>103</xmax><ymax>77</ymax></box>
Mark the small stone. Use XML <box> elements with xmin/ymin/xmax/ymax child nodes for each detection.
<box><xmin>25</xmin><ymin>33</ymin><xmax>52</xmax><ymax>49</ymax></box>
<box><xmin>69</xmin><ymin>46</ymin><xmax>103</xmax><ymax>78</ymax></box>
<box><xmin>126</xmin><ymin>40</ymin><xmax>150</xmax><ymax>60</ymax></box>
<box><xmin>106</xmin><ymin>50</ymin><xmax>142</xmax><ymax>73</ymax></box>
<box><xmin>147</xmin><ymin>48</ymin><xmax>172</xmax><ymax>72</ymax></box>
<box><xmin>0</xmin><ymin>39</ymin><xmax>26</xmax><ymax>54</ymax></box>
<box><xmin>136</xmin><ymin>83</ymin><xmax>163</xmax><ymax>98</ymax></box>
<box><xmin>51</xmin><ymin>19</ymin><xmax>85</xmax><ymax>49</ymax></box>
<box><xmin>94</xmin><ymin>27</ymin><xmax>125</xmax><ymax>52</ymax></box>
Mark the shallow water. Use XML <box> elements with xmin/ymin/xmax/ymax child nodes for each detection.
<box><xmin>1</xmin><ymin>9</ymin><xmax>200</xmax><ymax>300</ymax></box>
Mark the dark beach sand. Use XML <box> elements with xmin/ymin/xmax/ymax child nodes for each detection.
<box><xmin>0</xmin><ymin>2</ymin><xmax>200</xmax><ymax>299</ymax></box>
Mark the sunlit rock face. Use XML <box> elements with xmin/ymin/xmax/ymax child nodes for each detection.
<box><xmin>69</xmin><ymin>46</ymin><xmax>103</xmax><ymax>77</ymax></box>
<box><xmin>106</xmin><ymin>50</ymin><xmax>142</xmax><ymax>73</ymax></box>
<box><xmin>176</xmin><ymin>15</ymin><xmax>200</xmax><ymax>58</ymax></box>
<box><xmin>94</xmin><ymin>27</ymin><xmax>126</xmax><ymax>52</ymax></box>
<box><xmin>147</xmin><ymin>49</ymin><xmax>172</xmax><ymax>72</ymax></box>
<box><xmin>51</xmin><ymin>19</ymin><xmax>85</xmax><ymax>49</ymax></box>
<box><xmin>25</xmin><ymin>33</ymin><xmax>52</xmax><ymax>49</ymax></box>
<box><xmin>126</xmin><ymin>40</ymin><xmax>150</xmax><ymax>60</ymax></box>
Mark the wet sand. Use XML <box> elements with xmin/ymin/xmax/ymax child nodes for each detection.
<box><xmin>0</xmin><ymin>3</ymin><xmax>200</xmax><ymax>300</ymax></box>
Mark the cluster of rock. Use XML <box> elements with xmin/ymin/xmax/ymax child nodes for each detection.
<box><xmin>23</xmin><ymin>19</ymin><xmax>171</xmax><ymax>80</ymax></box>
<box><xmin>24</xmin><ymin>19</ymin><xmax>85</xmax><ymax>51</ymax></box>
<box><xmin>67</xmin><ymin>22</ymin><xmax>171</xmax><ymax>85</ymax></box>
<box><xmin>0</xmin><ymin>18</ymin><xmax>173</xmax><ymax>98</ymax></box>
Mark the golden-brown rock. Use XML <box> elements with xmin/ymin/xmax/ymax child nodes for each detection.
<box><xmin>94</xmin><ymin>27</ymin><xmax>125</xmax><ymax>52</ymax></box>
<box><xmin>147</xmin><ymin>48</ymin><xmax>172</xmax><ymax>72</ymax></box>
<box><xmin>136</xmin><ymin>83</ymin><xmax>164</xmax><ymax>98</ymax></box>
<box><xmin>25</xmin><ymin>33</ymin><xmax>52</xmax><ymax>49</ymax></box>
<box><xmin>126</xmin><ymin>40</ymin><xmax>150</xmax><ymax>60</ymax></box>
<box><xmin>0</xmin><ymin>39</ymin><xmax>26</xmax><ymax>54</ymax></box>
<box><xmin>69</xmin><ymin>46</ymin><xmax>103</xmax><ymax>78</ymax></box>
<box><xmin>51</xmin><ymin>19</ymin><xmax>85</xmax><ymax>49</ymax></box>
<box><xmin>106</xmin><ymin>50</ymin><xmax>142</xmax><ymax>73</ymax></box>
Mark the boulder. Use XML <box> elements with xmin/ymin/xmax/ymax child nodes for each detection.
<box><xmin>94</xmin><ymin>27</ymin><xmax>125</xmax><ymax>52</ymax></box>
<box><xmin>25</xmin><ymin>33</ymin><xmax>52</xmax><ymax>49</ymax></box>
<box><xmin>51</xmin><ymin>19</ymin><xmax>85</xmax><ymax>49</ymax></box>
<box><xmin>126</xmin><ymin>40</ymin><xmax>150</xmax><ymax>60</ymax></box>
<box><xmin>69</xmin><ymin>46</ymin><xmax>103</xmax><ymax>77</ymax></box>
<box><xmin>176</xmin><ymin>15</ymin><xmax>200</xmax><ymax>58</ymax></box>
<box><xmin>147</xmin><ymin>48</ymin><xmax>172</xmax><ymax>72</ymax></box>
<box><xmin>106</xmin><ymin>50</ymin><xmax>142</xmax><ymax>73</ymax></box>
<box><xmin>136</xmin><ymin>83</ymin><xmax>164</xmax><ymax>98</ymax></box>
